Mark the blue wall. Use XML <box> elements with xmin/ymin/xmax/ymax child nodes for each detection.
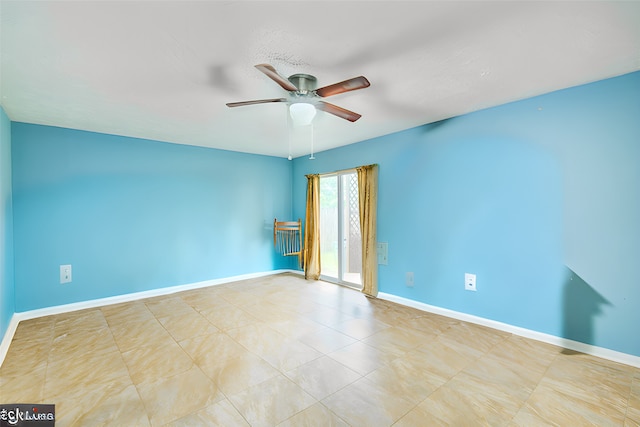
<box><xmin>292</xmin><ymin>71</ymin><xmax>640</xmax><ymax>357</ymax></box>
<box><xmin>0</xmin><ymin>107</ymin><xmax>15</xmax><ymax>340</ymax></box>
<box><xmin>4</xmin><ymin>71</ymin><xmax>639</xmax><ymax>358</ymax></box>
<box><xmin>12</xmin><ymin>124</ymin><xmax>293</xmax><ymax>311</ymax></box>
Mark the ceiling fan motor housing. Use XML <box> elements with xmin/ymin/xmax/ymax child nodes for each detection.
<box><xmin>288</xmin><ymin>73</ymin><xmax>317</xmax><ymax>94</ymax></box>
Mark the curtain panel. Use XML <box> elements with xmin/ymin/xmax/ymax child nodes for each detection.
<box><xmin>303</xmin><ymin>174</ymin><xmax>321</xmax><ymax>280</ymax></box>
<box><xmin>356</xmin><ymin>164</ymin><xmax>379</xmax><ymax>297</ymax></box>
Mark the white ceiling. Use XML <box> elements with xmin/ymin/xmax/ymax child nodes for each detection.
<box><xmin>1</xmin><ymin>1</ymin><xmax>639</xmax><ymax>158</ymax></box>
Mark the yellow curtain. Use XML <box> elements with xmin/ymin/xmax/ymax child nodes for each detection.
<box><xmin>303</xmin><ymin>174</ymin><xmax>321</xmax><ymax>280</ymax></box>
<box><xmin>357</xmin><ymin>164</ymin><xmax>378</xmax><ymax>297</ymax></box>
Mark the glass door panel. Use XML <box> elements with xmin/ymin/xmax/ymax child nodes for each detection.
<box><xmin>319</xmin><ymin>175</ymin><xmax>338</xmax><ymax>279</ymax></box>
<box><xmin>319</xmin><ymin>172</ymin><xmax>361</xmax><ymax>287</ymax></box>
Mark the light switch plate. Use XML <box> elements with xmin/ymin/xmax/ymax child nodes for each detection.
<box><xmin>376</xmin><ymin>242</ymin><xmax>388</xmax><ymax>265</ymax></box>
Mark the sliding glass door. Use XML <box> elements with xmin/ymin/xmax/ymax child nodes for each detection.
<box><xmin>319</xmin><ymin>171</ymin><xmax>361</xmax><ymax>287</ymax></box>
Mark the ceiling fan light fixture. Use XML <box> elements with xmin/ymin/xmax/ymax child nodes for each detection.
<box><xmin>289</xmin><ymin>102</ymin><xmax>316</xmax><ymax>126</ymax></box>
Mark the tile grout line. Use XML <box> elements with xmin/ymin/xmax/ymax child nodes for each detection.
<box><xmin>5</xmin><ymin>275</ymin><xmax>640</xmax><ymax>426</ymax></box>
<box><xmin>504</xmin><ymin>335</ymin><xmax>562</xmax><ymax>424</ymax></box>
<box><xmin>118</xmin><ymin>305</ymin><xmax>167</xmax><ymax>427</ymax></box>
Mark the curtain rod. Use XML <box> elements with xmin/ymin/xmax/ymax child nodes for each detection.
<box><xmin>316</xmin><ymin>163</ymin><xmax>378</xmax><ymax>177</ymax></box>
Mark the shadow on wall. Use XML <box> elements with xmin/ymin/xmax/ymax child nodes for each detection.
<box><xmin>562</xmin><ymin>267</ymin><xmax>611</xmax><ymax>354</ymax></box>
<box><xmin>417</xmin><ymin>117</ymin><xmax>456</xmax><ymax>134</ymax></box>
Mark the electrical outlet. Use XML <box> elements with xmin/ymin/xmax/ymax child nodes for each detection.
<box><xmin>465</xmin><ymin>273</ymin><xmax>476</xmax><ymax>291</ymax></box>
<box><xmin>60</xmin><ymin>264</ymin><xmax>72</xmax><ymax>284</ymax></box>
<box><xmin>406</xmin><ymin>272</ymin><xmax>414</xmax><ymax>287</ymax></box>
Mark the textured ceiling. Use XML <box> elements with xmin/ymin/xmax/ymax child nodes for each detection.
<box><xmin>1</xmin><ymin>1</ymin><xmax>639</xmax><ymax>158</ymax></box>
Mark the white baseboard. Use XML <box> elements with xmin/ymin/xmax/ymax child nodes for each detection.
<box><xmin>378</xmin><ymin>292</ymin><xmax>640</xmax><ymax>369</ymax></box>
<box><xmin>3</xmin><ymin>271</ymin><xmax>638</xmax><ymax>370</ymax></box>
<box><xmin>0</xmin><ymin>269</ymin><xmax>295</xmax><ymax>367</ymax></box>
<box><xmin>0</xmin><ymin>314</ymin><xmax>20</xmax><ymax>368</ymax></box>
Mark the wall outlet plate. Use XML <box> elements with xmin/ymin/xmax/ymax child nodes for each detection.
<box><xmin>60</xmin><ymin>264</ymin><xmax>72</xmax><ymax>284</ymax></box>
<box><xmin>465</xmin><ymin>273</ymin><xmax>476</xmax><ymax>291</ymax></box>
<box><xmin>406</xmin><ymin>272</ymin><xmax>414</xmax><ymax>287</ymax></box>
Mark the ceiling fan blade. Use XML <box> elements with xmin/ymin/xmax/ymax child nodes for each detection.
<box><xmin>315</xmin><ymin>76</ymin><xmax>370</xmax><ymax>98</ymax></box>
<box><xmin>316</xmin><ymin>101</ymin><xmax>362</xmax><ymax>122</ymax></box>
<box><xmin>226</xmin><ymin>98</ymin><xmax>287</xmax><ymax>107</ymax></box>
<box><xmin>255</xmin><ymin>64</ymin><xmax>299</xmax><ymax>92</ymax></box>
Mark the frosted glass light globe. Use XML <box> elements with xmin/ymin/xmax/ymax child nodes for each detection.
<box><xmin>289</xmin><ymin>103</ymin><xmax>316</xmax><ymax>126</ymax></box>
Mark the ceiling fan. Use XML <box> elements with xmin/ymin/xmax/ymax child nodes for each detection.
<box><xmin>226</xmin><ymin>64</ymin><xmax>370</xmax><ymax>123</ymax></box>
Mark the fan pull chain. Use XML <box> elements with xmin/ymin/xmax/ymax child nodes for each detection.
<box><xmin>287</xmin><ymin>105</ymin><xmax>293</xmax><ymax>160</ymax></box>
<box><xmin>309</xmin><ymin>124</ymin><xmax>315</xmax><ymax>160</ymax></box>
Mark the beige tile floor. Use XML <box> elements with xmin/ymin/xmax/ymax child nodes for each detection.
<box><xmin>1</xmin><ymin>273</ymin><xmax>639</xmax><ymax>426</ymax></box>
